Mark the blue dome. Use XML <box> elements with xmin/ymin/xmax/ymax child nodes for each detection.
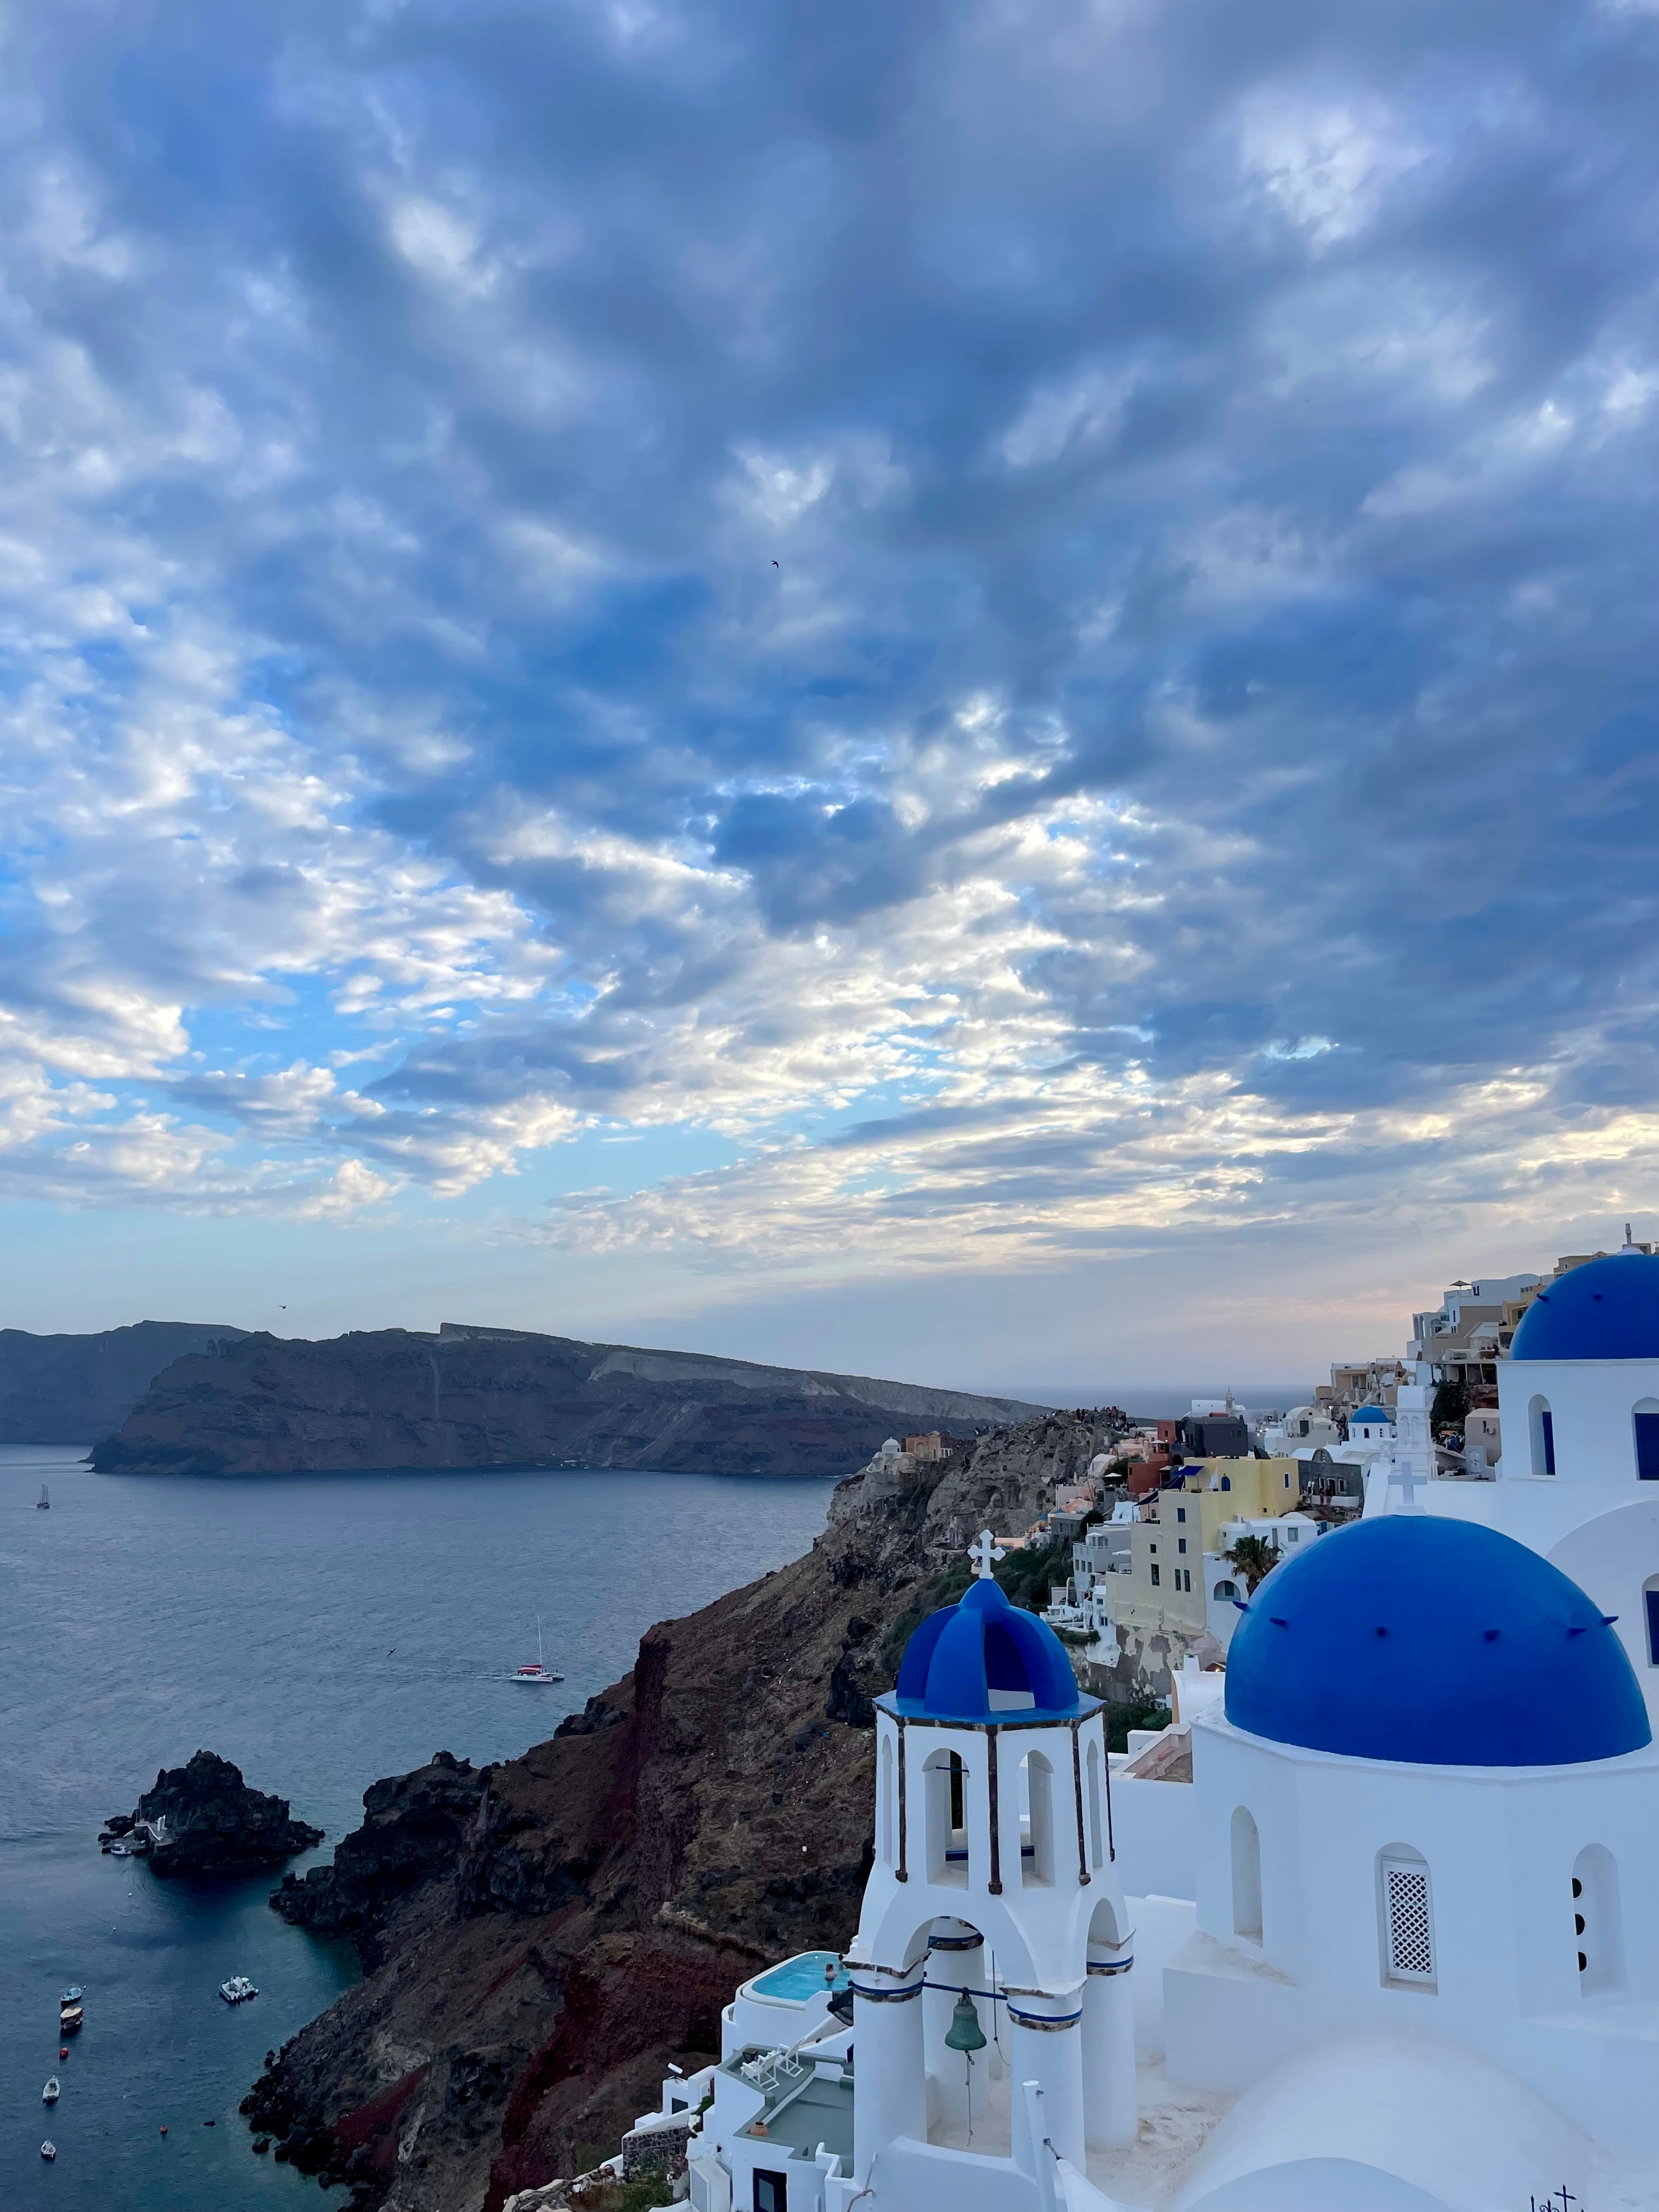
<box><xmin>894</xmin><ymin>1577</ymin><xmax>1081</xmax><ymax>1724</ymax></box>
<box><xmin>1351</xmin><ymin>1406</ymin><xmax>1392</xmax><ymax>1424</ymax></box>
<box><xmin>1510</xmin><ymin>1252</ymin><xmax>1659</xmax><ymax>1361</ymax></box>
<box><xmin>1225</xmin><ymin>1516</ymin><xmax>1650</xmax><ymax>1767</ymax></box>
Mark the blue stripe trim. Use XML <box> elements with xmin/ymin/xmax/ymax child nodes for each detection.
<box><xmin>1086</xmin><ymin>1956</ymin><xmax>1133</xmax><ymax>1975</ymax></box>
<box><xmin>1005</xmin><ymin>2002</ymin><xmax>1084</xmax><ymax>2030</ymax></box>
<box><xmin>848</xmin><ymin>1980</ymin><xmax>922</xmax><ymax>2003</ymax></box>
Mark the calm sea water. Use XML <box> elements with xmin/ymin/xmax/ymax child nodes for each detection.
<box><xmin>0</xmin><ymin>1444</ymin><xmax>837</xmax><ymax>2211</ymax></box>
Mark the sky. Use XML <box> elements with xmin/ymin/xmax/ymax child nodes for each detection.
<box><xmin>1</xmin><ymin>0</ymin><xmax>1656</xmax><ymax>1393</ymax></box>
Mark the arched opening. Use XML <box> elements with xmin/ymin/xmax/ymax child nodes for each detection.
<box><xmin>1018</xmin><ymin>1751</ymin><xmax>1054</xmax><ymax>1887</ymax></box>
<box><xmin>1085</xmin><ymin>1739</ymin><xmax>1105</xmax><ymax>1870</ymax></box>
<box><xmin>923</xmin><ymin>1748</ymin><xmax>968</xmax><ymax>1886</ymax></box>
<box><xmin>1645</xmin><ymin>1574</ymin><xmax>1659</xmax><ymax>1667</ymax></box>
<box><xmin>1212</xmin><ymin>1579</ymin><xmax>1239</xmax><ymax>1601</ymax></box>
<box><xmin>1229</xmin><ymin>1807</ymin><xmax>1261</xmax><ymax>1942</ymax></box>
<box><xmin>1634</xmin><ymin>1398</ymin><xmax>1659</xmax><ymax>1481</ymax></box>
<box><xmin>1220</xmin><ymin>1474</ymin><xmax>1232</xmax><ymax>1491</ymax></box>
<box><xmin>880</xmin><ymin>1736</ymin><xmax>894</xmax><ymax>1866</ymax></box>
<box><xmin>1377</xmin><ymin>1844</ymin><xmax>1436</xmax><ymax>1990</ymax></box>
<box><xmin>1573</xmin><ymin>1845</ymin><xmax>1625</xmax><ymax>1994</ymax></box>
<box><xmin>1528</xmin><ymin>1393</ymin><xmax>1556</xmax><ymax>1477</ymax></box>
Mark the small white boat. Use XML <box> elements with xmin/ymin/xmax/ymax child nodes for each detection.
<box><xmin>41</xmin><ymin>2140</ymin><xmax>57</xmax><ymax>2160</ymax></box>
<box><xmin>43</xmin><ymin>2077</ymin><xmax>60</xmax><ymax>2104</ymax></box>
<box><xmin>37</xmin><ymin>1483</ymin><xmax>49</xmax><ymax>1509</ymax></box>
<box><xmin>61</xmin><ymin>1987</ymin><xmax>83</xmax><ymax>2002</ymax></box>
<box><xmin>511</xmin><ymin>1616</ymin><xmax>563</xmax><ymax>1684</ymax></box>
<box><xmin>109</xmin><ymin>1841</ymin><xmax>132</xmax><ymax>1857</ymax></box>
<box><xmin>220</xmin><ymin>1975</ymin><xmax>258</xmax><ymax>2004</ymax></box>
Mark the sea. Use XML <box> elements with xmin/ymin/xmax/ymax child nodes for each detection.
<box><xmin>0</xmin><ymin>1444</ymin><xmax>838</xmax><ymax>2212</ymax></box>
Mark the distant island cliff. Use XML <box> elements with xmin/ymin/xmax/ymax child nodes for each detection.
<box><xmin>0</xmin><ymin>1319</ymin><xmax>247</xmax><ymax>1443</ymax></box>
<box><xmin>89</xmin><ymin>1322</ymin><xmax>1049</xmax><ymax>1479</ymax></box>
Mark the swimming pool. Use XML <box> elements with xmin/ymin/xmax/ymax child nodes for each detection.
<box><xmin>748</xmin><ymin>1951</ymin><xmax>849</xmax><ymax>2002</ymax></box>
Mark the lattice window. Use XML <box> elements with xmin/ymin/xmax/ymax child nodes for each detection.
<box><xmin>1381</xmin><ymin>1857</ymin><xmax>1436</xmax><ymax>1984</ymax></box>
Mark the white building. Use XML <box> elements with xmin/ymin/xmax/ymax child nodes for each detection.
<box><xmin>674</xmin><ymin>1490</ymin><xmax>1659</xmax><ymax>2210</ymax></box>
<box><xmin>1345</xmin><ymin>1403</ymin><xmax>1395</xmax><ymax>1451</ymax></box>
<box><xmin>1367</xmin><ymin>1242</ymin><xmax>1659</xmax><ymax>1728</ymax></box>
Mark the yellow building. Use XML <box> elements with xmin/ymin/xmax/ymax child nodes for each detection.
<box><xmin>1104</xmin><ymin>1458</ymin><xmax>1303</xmax><ymax>1652</ymax></box>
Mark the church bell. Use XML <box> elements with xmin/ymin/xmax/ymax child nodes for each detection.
<box><xmin>944</xmin><ymin>1991</ymin><xmax>987</xmax><ymax>2053</ymax></box>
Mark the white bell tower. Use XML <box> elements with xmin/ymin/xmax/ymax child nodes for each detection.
<box><xmin>842</xmin><ymin>1531</ymin><xmax>1136</xmax><ymax>2198</ymax></box>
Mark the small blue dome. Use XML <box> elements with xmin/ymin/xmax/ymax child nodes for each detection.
<box><xmin>1351</xmin><ymin>1406</ymin><xmax>1392</xmax><ymax>1424</ymax></box>
<box><xmin>1226</xmin><ymin>1516</ymin><xmax>1650</xmax><ymax>1767</ymax></box>
<box><xmin>1510</xmin><ymin>1252</ymin><xmax>1659</xmax><ymax>1361</ymax></box>
<box><xmin>895</xmin><ymin>1577</ymin><xmax>1081</xmax><ymax>1724</ymax></box>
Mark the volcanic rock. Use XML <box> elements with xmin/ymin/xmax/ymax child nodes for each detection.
<box><xmin>115</xmin><ymin>1751</ymin><xmax>323</xmax><ymax>1877</ymax></box>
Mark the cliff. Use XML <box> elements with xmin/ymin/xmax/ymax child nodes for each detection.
<box><xmin>106</xmin><ymin>1750</ymin><xmax>324</xmax><ymax>1876</ymax></box>
<box><xmin>0</xmin><ymin>1319</ymin><xmax>246</xmax><ymax>1443</ymax></box>
<box><xmin>89</xmin><ymin>1322</ymin><xmax>1048</xmax><ymax>1479</ymax></box>
<box><xmin>241</xmin><ymin>1411</ymin><xmax>1103</xmax><ymax>2212</ymax></box>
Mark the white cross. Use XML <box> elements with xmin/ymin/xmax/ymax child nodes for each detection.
<box><xmin>968</xmin><ymin>1528</ymin><xmax>1006</xmax><ymax>1579</ymax></box>
<box><xmin>1387</xmin><ymin>1461</ymin><xmax>1426</xmax><ymax>1514</ymax></box>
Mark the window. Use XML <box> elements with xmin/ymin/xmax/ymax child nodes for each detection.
<box><xmin>1644</xmin><ymin>1576</ymin><xmax>1659</xmax><ymax>1666</ymax></box>
<box><xmin>1150</xmin><ymin>1564</ymin><xmax>1160</xmax><ymax>1587</ymax></box>
<box><xmin>1019</xmin><ymin>1752</ymin><xmax>1054</xmax><ymax>1887</ymax></box>
<box><xmin>1286</xmin><ymin>1526</ymin><xmax>1300</xmax><ymax>1543</ymax></box>
<box><xmin>1178</xmin><ymin>1537</ymin><xmax>1188</xmax><ymax>1555</ymax></box>
<box><xmin>1283</xmin><ymin>1471</ymin><xmax>1290</xmax><ymax>1487</ymax></box>
<box><xmin>1230</xmin><ymin>1808</ymin><xmax>1262</xmax><ymax>1941</ymax></box>
<box><xmin>754</xmin><ymin>2170</ymin><xmax>788</xmax><ymax>2212</ymax></box>
<box><xmin>1528</xmin><ymin>1395</ymin><xmax>1555</xmax><ymax>1477</ymax></box>
<box><xmin>1572</xmin><ymin>1845</ymin><xmax>1624</xmax><ymax>1994</ymax></box>
<box><xmin>1177</xmin><ymin>1506</ymin><xmax>1187</xmax><ymax>1523</ymax></box>
<box><xmin>923</xmin><ymin>1749</ymin><xmax>968</xmax><ymax>1886</ymax></box>
<box><xmin>1220</xmin><ymin>1475</ymin><xmax>1232</xmax><ymax>1490</ymax></box>
<box><xmin>1214</xmin><ymin>1579</ymin><xmax>1239</xmax><ymax>1600</ymax></box>
<box><xmin>1378</xmin><ymin>1847</ymin><xmax>1436</xmax><ymax>1989</ymax></box>
<box><xmin>879</xmin><ymin>1737</ymin><xmax>894</xmax><ymax>1865</ymax></box>
<box><xmin>1635</xmin><ymin>1400</ymin><xmax>1659</xmax><ymax>1480</ymax></box>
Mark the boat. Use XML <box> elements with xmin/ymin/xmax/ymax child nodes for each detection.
<box><xmin>42</xmin><ymin>2078</ymin><xmax>60</xmax><ymax>2104</ymax></box>
<box><xmin>41</xmin><ymin>2140</ymin><xmax>56</xmax><ymax>2161</ymax></box>
<box><xmin>109</xmin><ymin>1841</ymin><xmax>131</xmax><ymax>1857</ymax></box>
<box><xmin>37</xmin><ymin>1483</ymin><xmax>49</xmax><ymax>1509</ymax></box>
<box><xmin>59</xmin><ymin>2005</ymin><xmax>83</xmax><ymax>2033</ymax></box>
<box><xmin>61</xmin><ymin>1987</ymin><xmax>82</xmax><ymax>2002</ymax></box>
<box><xmin>219</xmin><ymin>1975</ymin><xmax>258</xmax><ymax>2004</ymax></box>
<box><xmin>511</xmin><ymin>1616</ymin><xmax>563</xmax><ymax>1684</ymax></box>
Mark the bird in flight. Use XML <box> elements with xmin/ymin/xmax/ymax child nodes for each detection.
<box><xmin>772</xmin><ymin>559</ymin><xmax>779</xmax><ymax>567</ymax></box>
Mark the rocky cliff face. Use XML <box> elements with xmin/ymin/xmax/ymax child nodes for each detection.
<box><xmin>240</xmin><ymin>1413</ymin><xmax>1098</xmax><ymax>2212</ymax></box>
<box><xmin>0</xmin><ymin>1319</ymin><xmax>246</xmax><ymax>1443</ymax></box>
<box><xmin>108</xmin><ymin>1751</ymin><xmax>323</xmax><ymax>1876</ymax></box>
<box><xmin>91</xmin><ymin>1323</ymin><xmax>1048</xmax><ymax>1479</ymax></box>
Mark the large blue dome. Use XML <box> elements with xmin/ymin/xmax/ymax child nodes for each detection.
<box><xmin>1225</xmin><ymin>1516</ymin><xmax>1651</xmax><ymax>1767</ymax></box>
<box><xmin>1510</xmin><ymin>1251</ymin><xmax>1659</xmax><ymax>1361</ymax></box>
<box><xmin>894</xmin><ymin>1577</ymin><xmax>1082</xmax><ymax>1724</ymax></box>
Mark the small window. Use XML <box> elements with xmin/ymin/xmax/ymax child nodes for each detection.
<box><xmin>1178</xmin><ymin>1537</ymin><xmax>1188</xmax><ymax>1554</ymax></box>
<box><xmin>1286</xmin><ymin>1526</ymin><xmax>1299</xmax><ymax>1543</ymax></box>
<box><xmin>1177</xmin><ymin>1506</ymin><xmax>1187</xmax><ymax>1522</ymax></box>
<box><xmin>1230</xmin><ymin>1807</ymin><xmax>1262</xmax><ymax>1940</ymax></box>
<box><xmin>1379</xmin><ymin>1849</ymin><xmax>1436</xmax><ymax>1989</ymax></box>
<box><xmin>1635</xmin><ymin>1402</ymin><xmax>1659</xmax><ymax>1480</ymax></box>
<box><xmin>1221</xmin><ymin>1475</ymin><xmax>1231</xmax><ymax>1491</ymax></box>
<box><xmin>1529</xmin><ymin>1395</ymin><xmax>1556</xmax><ymax>1477</ymax></box>
<box><xmin>754</xmin><ymin>2170</ymin><xmax>789</xmax><ymax>2212</ymax></box>
<box><xmin>1283</xmin><ymin>1470</ymin><xmax>1290</xmax><ymax>1487</ymax></box>
<box><xmin>1150</xmin><ymin>1564</ymin><xmax>1160</xmax><ymax>1587</ymax></box>
<box><xmin>1644</xmin><ymin>1577</ymin><xmax>1659</xmax><ymax>1666</ymax></box>
<box><xmin>1214</xmin><ymin>1579</ymin><xmax>1239</xmax><ymax>1600</ymax></box>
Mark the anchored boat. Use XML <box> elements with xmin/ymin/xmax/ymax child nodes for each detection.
<box><xmin>219</xmin><ymin>1975</ymin><xmax>258</xmax><ymax>2004</ymax></box>
<box><xmin>42</xmin><ymin>2077</ymin><xmax>60</xmax><ymax>2104</ymax></box>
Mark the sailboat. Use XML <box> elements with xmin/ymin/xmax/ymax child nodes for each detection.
<box><xmin>37</xmin><ymin>1483</ymin><xmax>49</xmax><ymax>1510</ymax></box>
<box><xmin>511</xmin><ymin>1618</ymin><xmax>563</xmax><ymax>1684</ymax></box>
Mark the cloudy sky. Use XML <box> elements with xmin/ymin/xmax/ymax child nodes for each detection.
<box><xmin>2</xmin><ymin>0</ymin><xmax>1655</xmax><ymax>1390</ymax></box>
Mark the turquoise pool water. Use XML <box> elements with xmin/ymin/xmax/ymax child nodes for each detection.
<box><xmin>750</xmin><ymin>1951</ymin><xmax>848</xmax><ymax>2001</ymax></box>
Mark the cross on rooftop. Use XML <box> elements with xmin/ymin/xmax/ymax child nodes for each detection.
<box><xmin>1388</xmin><ymin>1462</ymin><xmax>1426</xmax><ymax>1513</ymax></box>
<box><xmin>968</xmin><ymin>1528</ymin><xmax>1006</xmax><ymax>1580</ymax></box>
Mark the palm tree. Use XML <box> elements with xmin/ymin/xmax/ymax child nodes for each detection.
<box><xmin>1224</xmin><ymin>1534</ymin><xmax>1278</xmax><ymax>1593</ymax></box>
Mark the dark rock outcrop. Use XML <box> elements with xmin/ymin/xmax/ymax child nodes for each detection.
<box><xmin>89</xmin><ymin>1321</ymin><xmax>1047</xmax><ymax>1479</ymax></box>
<box><xmin>0</xmin><ymin>1320</ymin><xmax>246</xmax><ymax>1444</ymax></box>
<box><xmin>240</xmin><ymin>1413</ymin><xmax>1105</xmax><ymax>2211</ymax></box>
<box><xmin>112</xmin><ymin>1751</ymin><xmax>323</xmax><ymax>1877</ymax></box>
